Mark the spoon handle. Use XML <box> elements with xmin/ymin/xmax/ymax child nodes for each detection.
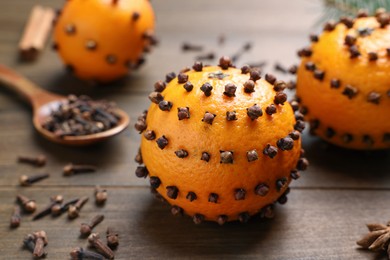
<box><xmin>0</xmin><ymin>64</ymin><xmax>59</xmax><ymax>107</ymax></box>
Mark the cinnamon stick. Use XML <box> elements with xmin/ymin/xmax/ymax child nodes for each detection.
<box><xmin>19</xmin><ymin>5</ymin><xmax>55</xmax><ymax>61</ymax></box>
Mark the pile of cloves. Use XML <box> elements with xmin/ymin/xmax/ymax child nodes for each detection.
<box><xmin>41</xmin><ymin>94</ymin><xmax>121</xmax><ymax>137</ymax></box>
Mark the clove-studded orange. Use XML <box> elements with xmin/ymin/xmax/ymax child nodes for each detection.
<box><xmin>53</xmin><ymin>0</ymin><xmax>156</xmax><ymax>82</ymax></box>
<box><xmin>296</xmin><ymin>10</ymin><xmax>390</xmax><ymax>150</ymax></box>
<box><xmin>134</xmin><ymin>57</ymin><xmax>308</xmax><ymax>224</ymax></box>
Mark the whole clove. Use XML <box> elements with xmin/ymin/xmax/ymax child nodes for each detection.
<box><xmin>68</xmin><ymin>196</ymin><xmax>89</xmax><ymax>219</ymax></box>
<box><xmin>181</xmin><ymin>42</ymin><xmax>203</xmax><ymax>51</ymax></box>
<box><xmin>51</xmin><ymin>197</ymin><xmax>79</xmax><ymax>217</ymax></box>
<box><xmin>41</xmin><ymin>95</ymin><xmax>122</xmax><ymax>137</ymax></box>
<box><xmin>18</xmin><ymin>155</ymin><xmax>46</xmax><ymax>167</ymax></box>
<box><xmin>106</xmin><ymin>227</ymin><xmax>119</xmax><ymax>249</ymax></box>
<box><xmin>95</xmin><ymin>186</ymin><xmax>108</xmax><ymax>205</ymax></box>
<box><xmin>88</xmin><ymin>233</ymin><xmax>115</xmax><ymax>259</ymax></box>
<box><xmin>33</xmin><ymin>194</ymin><xmax>63</xmax><ymax>220</ymax></box>
<box><xmin>19</xmin><ymin>173</ymin><xmax>49</xmax><ymax>186</ymax></box>
<box><xmin>33</xmin><ymin>231</ymin><xmax>48</xmax><ymax>258</ymax></box>
<box><xmin>17</xmin><ymin>194</ymin><xmax>36</xmax><ymax>213</ymax></box>
<box><xmin>63</xmin><ymin>163</ymin><xmax>97</xmax><ymax>176</ymax></box>
<box><xmin>10</xmin><ymin>205</ymin><xmax>21</xmax><ymax>228</ymax></box>
<box><xmin>80</xmin><ymin>214</ymin><xmax>105</xmax><ymax>237</ymax></box>
<box><xmin>70</xmin><ymin>247</ymin><xmax>105</xmax><ymax>260</ymax></box>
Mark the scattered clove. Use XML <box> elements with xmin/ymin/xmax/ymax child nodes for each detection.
<box><xmin>70</xmin><ymin>247</ymin><xmax>105</xmax><ymax>260</ymax></box>
<box><xmin>33</xmin><ymin>230</ymin><xmax>48</xmax><ymax>258</ymax></box>
<box><xmin>80</xmin><ymin>214</ymin><xmax>105</xmax><ymax>237</ymax></box>
<box><xmin>23</xmin><ymin>234</ymin><xmax>37</xmax><ymax>254</ymax></box>
<box><xmin>68</xmin><ymin>196</ymin><xmax>89</xmax><ymax>219</ymax></box>
<box><xmin>33</xmin><ymin>194</ymin><xmax>63</xmax><ymax>220</ymax></box>
<box><xmin>63</xmin><ymin>163</ymin><xmax>97</xmax><ymax>176</ymax></box>
<box><xmin>88</xmin><ymin>233</ymin><xmax>115</xmax><ymax>259</ymax></box>
<box><xmin>18</xmin><ymin>155</ymin><xmax>46</xmax><ymax>167</ymax></box>
<box><xmin>10</xmin><ymin>205</ymin><xmax>21</xmax><ymax>228</ymax></box>
<box><xmin>106</xmin><ymin>227</ymin><xmax>119</xmax><ymax>249</ymax></box>
<box><xmin>95</xmin><ymin>186</ymin><xmax>108</xmax><ymax>205</ymax></box>
<box><xmin>17</xmin><ymin>194</ymin><xmax>36</xmax><ymax>213</ymax></box>
<box><xmin>19</xmin><ymin>173</ymin><xmax>49</xmax><ymax>186</ymax></box>
<box><xmin>51</xmin><ymin>197</ymin><xmax>79</xmax><ymax>217</ymax></box>
<box><xmin>182</xmin><ymin>42</ymin><xmax>203</xmax><ymax>51</ymax></box>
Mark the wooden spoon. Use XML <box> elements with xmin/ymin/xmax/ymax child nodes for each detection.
<box><xmin>0</xmin><ymin>64</ymin><xmax>130</xmax><ymax>146</ymax></box>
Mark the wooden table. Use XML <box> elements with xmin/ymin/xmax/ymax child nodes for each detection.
<box><xmin>1</xmin><ymin>0</ymin><xmax>389</xmax><ymax>259</ymax></box>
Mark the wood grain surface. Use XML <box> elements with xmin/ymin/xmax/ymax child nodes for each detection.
<box><xmin>0</xmin><ymin>0</ymin><xmax>389</xmax><ymax>259</ymax></box>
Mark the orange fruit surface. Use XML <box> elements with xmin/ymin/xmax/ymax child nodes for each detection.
<box><xmin>296</xmin><ymin>16</ymin><xmax>390</xmax><ymax>149</ymax></box>
<box><xmin>136</xmin><ymin>60</ymin><xmax>306</xmax><ymax>224</ymax></box>
<box><xmin>53</xmin><ymin>0</ymin><xmax>155</xmax><ymax>82</ymax></box>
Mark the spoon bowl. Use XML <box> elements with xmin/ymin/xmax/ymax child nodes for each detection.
<box><xmin>0</xmin><ymin>64</ymin><xmax>130</xmax><ymax>146</ymax></box>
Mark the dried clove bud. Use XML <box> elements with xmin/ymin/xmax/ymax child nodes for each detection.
<box><xmin>223</xmin><ymin>83</ymin><xmax>237</xmax><ymax>97</ymax></box>
<box><xmin>33</xmin><ymin>195</ymin><xmax>64</xmax><ymax>220</ymax></box>
<box><xmin>226</xmin><ymin>111</ymin><xmax>237</xmax><ymax>121</ymax></box>
<box><xmin>183</xmin><ymin>82</ymin><xmax>193</xmax><ymax>92</ymax></box>
<box><xmin>186</xmin><ymin>191</ymin><xmax>197</xmax><ymax>202</ymax></box>
<box><xmin>18</xmin><ymin>155</ymin><xmax>46</xmax><ymax>167</ymax></box>
<box><xmin>241</xmin><ymin>64</ymin><xmax>251</xmax><ymax>74</ymax></box>
<box><xmin>255</xmin><ymin>183</ymin><xmax>269</xmax><ymax>196</ymax></box>
<box><xmin>249</xmin><ymin>69</ymin><xmax>261</xmax><ymax>82</ymax></box>
<box><xmin>201</xmin><ymin>152</ymin><xmax>210</xmax><ymax>162</ymax></box>
<box><xmin>166</xmin><ymin>186</ymin><xmax>179</xmax><ymax>199</ymax></box>
<box><xmin>106</xmin><ymin>227</ymin><xmax>119</xmax><ymax>249</ymax></box>
<box><xmin>265</xmin><ymin>74</ymin><xmax>276</xmax><ymax>85</ymax></box>
<box><xmin>219</xmin><ymin>56</ymin><xmax>232</xmax><ymax>69</ymax></box>
<box><xmin>309</xmin><ymin>34</ymin><xmax>319</xmax><ymax>42</ymax></box>
<box><xmin>313</xmin><ymin>69</ymin><xmax>325</xmax><ymax>81</ymax></box>
<box><xmin>344</xmin><ymin>35</ymin><xmax>356</xmax><ymax>46</ymax></box>
<box><xmin>158</xmin><ymin>100</ymin><xmax>173</xmax><ymax>111</ymax></box>
<box><xmin>305</xmin><ymin>62</ymin><xmax>316</xmax><ymax>71</ymax></box>
<box><xmin>368</xmin><ymin>52</ymin><xmax>378</xmax><ymax>61</ymax></box>
<box><xmin>323</xmin><ymin>20</ymin><xmax>336</xmax><ymax>31</ymax></box>
<box><xmin>148</xmin><ymin>92</ymin><xmax>164</xmax><ymax>104</ymax></box>
<box><xmin>274</xmin><ymin>92</ymin><xmax>287</xmax><ymax>105</ymax></box>
<box><xmin>88</xmin><ymin>233</ymin><xmax>115</xmax><ymax>259</ymax></box>
<box><xmin>246</xmin><ymin>149</ymin><xmax>258</xmax><ymax>162</ymax></box>
<box><xmin>208</xmin><ymin>193</ymin><xmax>219</xmax><ymax>203</ymax></box>
<box><xmin>192</xmin><ymin>61</ymin><xmax>203</xmax><ymax>72</ymax></box>
<box><xmin>156</xmin><ymin>135</ymin><xmax>168</xmax><ymax>149</ymax></box>
<box><xmin>154</xmin><ymin>80</ymin><xmax>166</xmax><ymax>92</ymax></box>
<box><xmin>70</xmin><ymin>247</ymin><xmax>105</xmax><ymax>260</ymax></box>
<box><xmin>243</xmin><ymin>80</ymin><xmax>255</xmax><ymax>93</ymax></box>
<box><xmin>19</xmin><ymin>173</ymin><xmax>49</xmax><ymax>186</ymax></box>
<box><xmin>265</xmin><ymin>104</ymin><xmax>277</xmax><ymax>115</ymax></box>
<box><xmin>80</xmin><ymin>214</ymin><xmax>105</xmax><ymax>237</ymax></box>
<box><xmin>367</xmin><ymin>92</ymin><xmax>381</xmax><ymax>104</ymax></box>
<box><xmin>177</xmin><ymin>73</ymin><xmax>189</xmax><ymax>84</ymax></box>
<box><xmin>177</xmin><ymin>107</ymin><xmax>190</xmax><ymax>120</ymax></box>
<box><xmin>95</xmin><ymin>186</ymin><xmax>107</xmax><ymax>205</ymax></box>
<box><xmin>296</xmin><ymin>158</ymin><xmax>309</xmax><ymax>171</ymax></box>
<box><xmin>342</xmin><ymin>85</ymin><xmax>359</xmax><ymax>99</ymax></box>
<box><xmin>220</xmin><ymin>150</ymin><xmax>233</xmax><ymax>164</ymax></box>
<box><xmin>193</xmin><ymin>214</ymin><xmax>204</xmax><ymax>224</ymax></box>
<box><xmin>143</xmin><ymin>130</ymin><xmax>156</xmax><ymax>140</ymax></box>
<box><xmin>330</xmin><ymin>78</ymin><xmax>341</xmax><ymax>88</ymax></box>
<box><xmin>68</xmin><ymin>196</ymin><xmax>89</xmax><ymax>219</ymax></box>
<box><xmin>200</xmin><ymin>82</ymin><xmax>213</xmax><ymax>96</ymax></box>
<box><xmin>17</xmin><ymin>194</ymin><xmax>36</xmax><ymax>213</ymax></box>
<box><xmin>247</xmin><ymin>104</ymin><xmax>263</xmax><ymax>120</ymax></box>
<box><xmin>202</xmin><ymin>112</ymin><xmax>216</xmax><ymax>125</ymax></box>
<box><xmin>149</xmin><ymin>176</ymin><xmax>161</xmax><ymax>189</ymax></box>
<box><xmin>63</xmin><ymin>163</ymin><xmax>97</xmax><ymax>176</ymax></box>
<box><xmin>349</xmin><ymin>45</ymin><xmax>361</xmax><ymax>58</ymax></box>
<box><xmin>238</xmin><ymin>212</ymin><xmax>250</xmax><ymax>223</ymax></box>
<box><xmin>263</xmin><ymin>144</ymin><xmax>278</xmax><ymax>158</ymax></box>
<box><xmin>297</xmin><ymin>47</ymin><xmax>312</xmax><ymax>57</ymax></box>
<box><xmin>277</xmin><ymin>137</ymin><xmax>294</xmax><ymax>151</ymax></box>
<box><xmin>165</xmin><ymin>72</ymin><xmax>176</xmax><ymax>83</ymax></box>
<box><xmin>33</xmin><ymin>230</ymin><xmax>48</xmax><ymax>258</ymax></box>
<box><xmin>10</xmin><ymin>205</ymin><xmax>21</xmax><ymax>228</ymax></box>
<box><xmin>175</xmin><ymin>149</ymin><xmax>189</xmax><ymax>158</ymax></box>
<box><xmin>235</xmin><ymin>189</ymin><xmax>246</xmax><ymax>200</ymax></box>
<box><xmin>217</xmin><ymin>215</ymin><xmax>228</xmax><ymax>225</ymax></box>
<box><xmin>276</xmin><ymin>177</ymin><xmax>288</xmax><ymax>191</ymax></box>
<box><xmin>273</xmin><ymin>80</ymin><xmax>287</xmax><ymax>92</ymax></box>
<box><xmin>135</xmin><ymin>166</ymin><xmax>149</xmax><ymax>178</ymax></box>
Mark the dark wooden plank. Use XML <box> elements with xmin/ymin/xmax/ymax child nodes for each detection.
<box><xmin>0</xmin><ymin>187</ymin><xmax>388</xmax><ymax>260</ymax></box>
